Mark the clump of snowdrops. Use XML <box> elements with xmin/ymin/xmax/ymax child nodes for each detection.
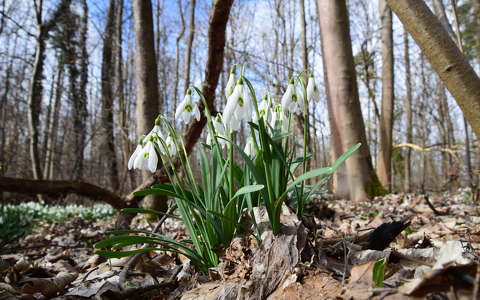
<box><xmin>95</xmin><ymin>66</ymin><xmax>359</xmax><ymax>272</ymax></box>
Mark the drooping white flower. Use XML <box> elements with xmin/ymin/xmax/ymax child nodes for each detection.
<box><xmin>175</xmin><ymin>90</ymin><xmax>200</xmax><ymax>124</ymax></box>
<box><xmin>223</xmin><ymin>80</ymin><xmax>252</xmax><ymax>132</ymax></box>
<box><xmin>225</xmin><ymin>67</ymin><xmax>236</xmax><ymax>97</ymax></box>
<box><xmin>306</xmin><ymin>75</ymin><xmax>319</xmax><ymax>102</ymax></box>
<box><xmin>270</xmin><ymin>103</ymin><xmax>289</xmax><ymax>133</ymax></box>
<box><xmin>244</xmin><ymin>136</ymin><xmax>256</xmax><ymax>157</ymax></box>
<box><xmin>206</xmin><ymin>114</ymin><xmax>227</xmax><ymax>148</ymax></box>
<box><xmin>255</xmin><ymin>94</ymin><xmax>272</xmax><ymax>122</ymax></box>
<box><xmin>133</xmin><ymin>139</ymin><xmax>158</xmax><ymax>173</ymax></box>
<box><xmin>281</xmin><ymin>81</ymin><xmax>303</xmax><ymax>114</ymax></box>
<box><xmin>163</xmin><ymin>134</ymin><xmax>177</xmax><ymax>156</ymax></box>
<box><xmin>128</xmin><ymin>143</ymin><xmax>143</xmax><ymax>170</ymax></box>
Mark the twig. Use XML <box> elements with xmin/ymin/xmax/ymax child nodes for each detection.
<box><xmin>472</xmin><ymin>264</ymin><xmax>480</xmax><ymax>299</ymax></box>
<box><xmin>424</xmin><ymin>195</ymin><xmax>446</xmax><ymax>216</ymax></box>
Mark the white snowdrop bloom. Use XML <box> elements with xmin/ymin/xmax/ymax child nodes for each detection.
<box><xmin>255</xmin><ymin>95</ymin><xmax>272</xmax><ymax>122</ymax></box>
<box><xmin>223</xmin><ymin>81</ymin><xmax>252</xmax><ymax>132</ymax></box>
<box><xmin>306</xmin><ymin>75</ymin><xmax>319</xmax><ymax>102</ymax></box>
<box><xmin>133</xmin><ymin>140</ymin><xmax>158</xmax><ymax>173</ymax></box>
<box><xmin>244</xmin><ymin>136</ymin><xmax>256</xmax><ymax>157</ymax></box>
<box><xmin>281</xmin><ymin>82</ymin><xmax>303</xmax><ymax>114</ymax></box>
<box><xmin>225</xmin><ymin>71</ymin><xmax>236</xmax><ymax>98</ymax></box>
<box><xmin>206</xmin><ymin>114</ymin><xmax>227</xmax><ymax>148</ymax></box>
<box><xmin>270</xmin><ymin>104</ymin><xmax>289</xmax><ymax>132</ymax></box>
<box><xmin>175</xmin><ymin>91</ymin><xmax>200</xmax><ymax>124</ymax></box>
<box><xmin>163</xmin><ymin>134</ymin><xmax>177</xmax><ymax>156</ymax></box>
<box><xmin>128</xmin><ymin>143</ymin><xmax>143</xmax><ymax>170</ymax></box>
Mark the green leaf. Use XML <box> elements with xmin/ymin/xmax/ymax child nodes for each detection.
<box><xmin>232</xmin><ymin>185</ymin><xmax>264</xmax><ymax>199</ymax></box>
<box><xmin>96</xmin><ymin>247</ymin><xmax>162</xmax><ymax>258</ymax></box>
<box><xmin>373</xmin><ymin>258</ymin><xmax>387</xmax><ymax>287</ymax></box>
<box><xmin>287</xmin><ymin>167</ymin><xmax>333</xmax><ymax>191</ymax></box>
<box><xmin>331</xmin><ymin>143</ymin><xmax>361</xmax><ymax>170</ymax></box>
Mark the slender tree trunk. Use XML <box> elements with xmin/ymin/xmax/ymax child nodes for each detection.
<box><xmin>44</xmin><ymin>64</ymin><xmax>64</xmax><ymax>180</ymax></box>
<box><xmin>403</xmin><ymin>28</ymin><xmax>413</xmax><ymax>192</ymax></box>
<box><xmin>317</xmin><ymin>0</ymin><xmax>383</xmax><ymax>201</ymax></box>
<box><xmin>377</xmin><ymin>0</ymin><xmax>394</xmax><ymax>191</ymax></box>
<box><xmin>132</xmin><ymin>0</ymin><xmax>166</xmax><ymax>213</ymax></box>
<box><xmin>173</xmin><ymin>0</ymin><xmax>186</xmax><ymax>118</ymax></box>
<box><xmin>183</xmin><ymin>0</ymin><xmax>196</xmax><ymax>92</ymax></box>
<box><xmin>100</xmin><ymin>0</ymin><xmax>120</xmax><ymax>190</ymax></box>
<box><xmin>386</xmin><ymin>0</ymin><xmax>480</xmax><ymax>137</ymax></box>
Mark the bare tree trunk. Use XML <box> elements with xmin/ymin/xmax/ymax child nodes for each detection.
<box><xmin>403</xmin><ymin>28</ymin><xmax>413</xmax><ymax>192</ymax></box>
<box><xmin>317</xmin><ymin>0</ymin><xmax>383</xmax><ymax>201</ymax></box>
<box><xmin>183</xmin><ymin>0</ymin><xmax>196</xmax><ymax>92</ymax></box>
<box><xmin>132</xmin><ymin>0</ymin><xmax>166</xmax><ymax>214</ymax></box>
<box><xmin>173</xmin><ymin>0</ymin><xmax>186</xmax><ymax>118</ymax></box>
<box><xmin>78</xmin><ymin>0</ymin><xmax>89</xmax><ymax>180</ymax></box>
<box><xmin>44</xmin><ymin>64</ymin><xmax>64</xmax><ymax>180</ymax></box>
<box><xmin>386</xmin><ymin>0</ymin><xmax>480</xmax><ymax>137</ymax></box>
<box><xmin>28</xmin><ymin>0</ymin><xmax>71</xmax><ymax>191</ymax></box>
<box><xmin>377</xmin><ymin>0</ymin><xmax>394</xmax><ymax>191</ymax></box>
<box><xmin>100</xmin><ymin>0</ymin><xmax>120</xmax><ymax>190</ymax></box>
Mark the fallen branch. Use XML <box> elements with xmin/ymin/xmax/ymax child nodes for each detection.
<box><xmin>0</xmin><ymin>176</ymin><xmax>124</xmax><ymax>209</ymax></box>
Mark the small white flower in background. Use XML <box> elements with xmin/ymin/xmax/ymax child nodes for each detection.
<box><xmin>206</xmin><ymin>114</ymin><xmax>227</xmax><ymax>148</ymax></box>
<box><xmin>244</xmin><ymin>136</ymin><xmax>256</xmax><ymax>157</ymax></box>
<box><xmin>254</xmin><ymin>94</ymin><xmax>272</xmax><ymax>122</ymax></box>
<box><xmin>175</xmin><ymin>89</ymin><xmax>200</xmax><ymax>124</ymax></box>
<box><xmin>132</xmin><ymin>138</ymin><xmax>158</xmax><ymax>173</ymax></box>
<box><xmin>225</xmin><ymin>66</ymin><xmax>236</xmax><ymax>97</ymax></box>
<box><xmin>223</xmin><ymin>79</ymin><xmax>252</xmax><ymax>132</ymax></box>
<box><xmin>281</xmin><ymin>80</ymin><xmax>303</xmax><ymax>114</ymax></box>
<box><xmin>306</xmin><ymin>75</ymin><xmax>319</xmax><ymax>102</ymax></box>
<box><xmin>270</xmin><ymin>103</ymin><xmax>289</xmax><ymax>132</ymax></box>
<box><xmin>163</xmin><ymin>134</ymin><xmax>177</xmax><ymax>156</ymax></box>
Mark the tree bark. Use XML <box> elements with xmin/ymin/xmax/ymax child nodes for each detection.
<box><xmin>132</xmin><ymin>0</ymin><xmax>166</xmax><ymax>214</ymax></box>
<box><xmin>173</xmin><ymin>0</ymin><xmax>186</xmax><ymax>118</ymax></box>
<box><xmin>403</xmin><ymin>28</ymin><xmax>413</xmax><ymax>192</ymax></box>
<box><xmin>386</xmin><ymin>0</ymin><xmax>480</xmax><ymax>137</ymax></box>
<box><xmin>100</xmin><ymin>0</ymin><xmax>120</xmax><ymax>190</ymax></box>
<box><xmin>317</xmin><ymin>0</ymin><xmax>383</xmax><ymax>201</ymax></box>
<box><xmin>0</xmin><ymin>176</ymin><xmax>124</xmax><ymax>209</ymax></box>
<box><xmin>183</xmin><ymin>0</ymin><xmax>196</xmax><ymax>92</ymax></box>
<box><xmin>377</xmin><ymin>0</ymin><xmax>394</xmax><ymax>191</ymax></box>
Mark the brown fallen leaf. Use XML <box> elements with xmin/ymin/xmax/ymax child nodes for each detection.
<box><xmin>349</xmin><ymin>260</ymin><xmax>376</xmax><ymax>285</ymax></box>
<box><xmin>20</xmin><ymin>272</ymin><xmax>77</xmax><ymax>297</ymax></box>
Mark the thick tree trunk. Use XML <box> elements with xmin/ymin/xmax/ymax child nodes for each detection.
<box><xmin>377</xmin><ymin>0</ymin><xmax>394</xmax><ymax>191</ymax></box>
<box><xmin>386</xmin><ymin>0</ymin><xmax>480</xmax><ymax>137</ymax></box>
<box><xmin>100</xmin><ymin>0</ymin><xmax>120</xmax><ymax>190</ymax></box>
<box><xmin>132</xmin><ymin>0</ymin><xmax>166</xmax><ymax>213</ymax></box>
<box><xmin>317</xmin><ymin>0</ymin><xmax>383</xmax><ymax>201</ymax></box>
<box><xmin>173</xmin><ymin>0</ymin><xmax>186</xmax><ymax>118</ymax></box>
<box><xmin>403</xmin><ymin>28</ymin><xmax>413</xmax><ymax>192</ymax></box>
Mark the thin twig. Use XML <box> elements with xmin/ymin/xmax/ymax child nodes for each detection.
<box><xmin>424</xmin><ymin>195</ymin><xmax>446</xmax><ymax>216</ymax></box>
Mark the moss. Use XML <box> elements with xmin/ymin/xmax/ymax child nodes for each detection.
<box><xmin>365</xmin><ymin>179</ymin><xmax>388</xmax><ymax>199</ymax></box>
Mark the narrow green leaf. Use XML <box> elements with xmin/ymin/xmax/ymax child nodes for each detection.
<box><xmin>232</xmin><ymin>185</ymin><xmax>264</xmax><ymax>199</ymax></box>
<box><xmin>373</xmin><ymin>258</ymin><xmax>387</xmax><ymax>287</ymax></box>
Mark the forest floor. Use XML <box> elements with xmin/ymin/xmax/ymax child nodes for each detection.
<box><xmin>1</xmin><ymin>190</ymin><xmax>480</xmax><ymax>299</ymax></box>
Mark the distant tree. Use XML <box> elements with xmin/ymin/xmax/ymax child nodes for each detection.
<box><xmin>317</xmin><ymin>0</ymin><xmax>384</xmax><ymax>201</ymax></box>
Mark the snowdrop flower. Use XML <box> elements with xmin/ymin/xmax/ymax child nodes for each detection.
<box><xmin>175</xmin><ymin>89</ymin><xmax>200</xmax><ymax>124</ymax></box>
<box><xmin>223</xmin><ymin>79</ymin><xmax>252</xmax><ymax>132</ymax></box>
<box><xmin>128</xmin><ymin>141</ymin><xmax>143</xmax><ymax>170</ymax></box>
<box><xmin>206</xmin><ymin>114</ymin><xmax>227</xmax><ymax>148</ymax></box>
<box><xmin>225</xmin><ymin>66</ymin><xmax>236</xmax><ymax>97</ymax></box>
<box><xmin>270</xmin><ymin>103</ymin><xmax>289</xmax><ymax>133</ymax></box>
<box><xmin>306</xmin><ymin>75</ymin><xmax>319</xmax><ymax>102</ymax></box>
<box><xmin>254</xmin><ymin>94</ymin><xmax>272</xmax><ymax>122</ymax></box>
<box><xmin>281</xmin><ymin>80</ymin><xmax>303</xmax><ymax>114</ymax></box>
<box><xmin>133</xmin><ymin>138</ymin><xmax>158</xmax><ymax>173</ymax></box>
<box><xmin>163</xmin><ymin>134</ymin><xmax>177</xmax><ymax>156</ymax></box>
<box><xmin>244</xmin><ymin>136</ymin><xmax>256</xmax><ymax>157</ymax></box>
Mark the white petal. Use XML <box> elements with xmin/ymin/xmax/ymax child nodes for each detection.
<box><xmin>175</xmin><ymin>96</ymin><xmax>189</xmax><ymax>120</ymax></box>
<box><xmin>193</xmin><ymin>104</ymin><xmax>200</xmax><ymax>121</ymax></box>
<box><xmin>223</xmin><ymin>94</ymin><xmax>238</xmax><ymax>128</ymax></box>
<box><xmin>281</xmin><ymin>84</ymin><xmax>293</xmax><ymax>112</ymax></box>
<box><xmin>147</xmin><ymin>143</ymin><xmax>158</xmax><ymax>173</ymax></box>
<box><xmin>226</xmin><ymin>73</ymin><xmax>235</xmax><ymax>97</ymax></box>
<box><xmin>128</xmin><ymin>144</ymin><xmax>142</xmax><ymax>169</ymax></box>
